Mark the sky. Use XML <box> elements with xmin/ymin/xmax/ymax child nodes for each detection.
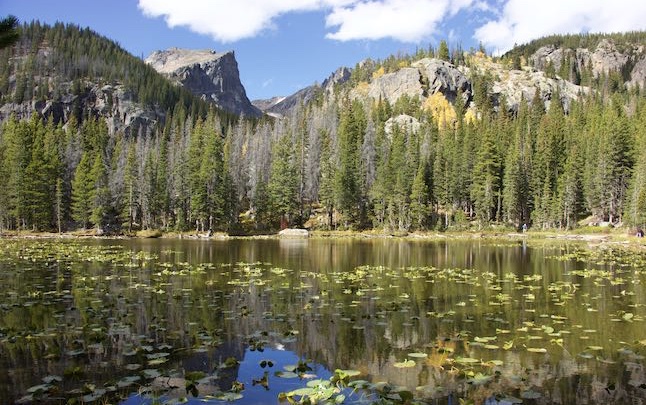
<box><xmin>3</xmin><ymin>0</ymin><xmax>646</xmax><ymax>100</ymax></box>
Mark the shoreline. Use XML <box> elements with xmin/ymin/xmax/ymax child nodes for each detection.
<box><xmin>1</xmin><ymin>228</ymin><xmax>644</xmax><ymax>248</ymax></box>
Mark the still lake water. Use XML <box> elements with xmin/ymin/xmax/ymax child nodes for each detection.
<box><xmin>1</xmin><ymin>237</ymin><xmax>645</xmax><ymax>404</ymax></box>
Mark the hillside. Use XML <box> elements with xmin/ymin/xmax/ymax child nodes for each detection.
<box><xmin>0</xmin><ymin>21</ymin><xmax>230</xmax><ymax>135</ymax></box>
<box><xmin>502</xmin><ymin>31</ymin><xmax>646</xmax><ymax>87</ymax></box>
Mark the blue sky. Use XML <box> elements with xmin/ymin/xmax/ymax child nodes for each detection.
<box><xmin>3</xmin><ymin>0</ymin><xmax>645</xmax><ymax>100</ymax></box>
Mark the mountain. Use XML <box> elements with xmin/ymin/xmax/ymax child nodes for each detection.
<box><xmin>253</xmin><ymin>66</ymin><xmax>351</xmax><ymax>117</ymax></box>
<box><xmin>0</xmin><ymin>22</ymin><xmax>221</xmax><ymax>135</ymax></box>
<box><xmin>146</xmin><ymin>48</ymin><xmax>262</xmax><ymax>118</ymax></box>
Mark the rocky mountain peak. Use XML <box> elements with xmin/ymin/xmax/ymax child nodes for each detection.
<box><xmin>146</xmin><ymin>48</ymin><xmax>231</xmax><ymax>74</ymax></box>
<box><xmin>145</xmin><ymin>48</ymin><xmax>262</xmax><ymax>117</ymax></box>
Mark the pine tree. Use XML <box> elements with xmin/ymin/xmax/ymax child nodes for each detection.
<box><xmin>471</xmin><ymin>125</ymin><xmax>501</xmax><ymax>225</ymax></box>
<box><xmin>410</xmin><ymin>159</ymin><xmax>430</xmax><ymax>230</ymax></box>
<box><xmin>334</xmin><ymin>100</ymin><xmax>366</xmax><ymax>228</ymax></box>
<box><xmin>268</xmin><ymin>134</ymin><xmax>299</xmax><ymax>228</ymax></box>
<box><xmin>438</xmin><ymin>40</ymin><xmax>450</xmax><ymax>62</ymax></box>
<box><xmin>89</xmin><ymin>152</ymin><xmax>110</xmax><ymax>230</ymax></box>
<box><xmin>71</xmin><ymin>152</ymin><xmax>93</xmax><ymax>229</ymax></box>
<box><xmin>0</xmin><ymin>15</ymin><xmax>20</xmax><ymax>50</ymax></box>
<box><xmin>200</xmin><ymin>118</ymin><xmax>227</xmax><ymax>230</ymax></box>
<box><xmin>318</xmin><ymin>129</ymin><xmax>336</xmax><ymax>229</ymax></box>
<box><xmin>120</xmin><ymin>142</ymin><xmax>138</xmax><ymax>232</ymax></box>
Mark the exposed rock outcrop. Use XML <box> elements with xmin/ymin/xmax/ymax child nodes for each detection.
<box><xmin>384</xmin><ymin>114</ymin><xmax>420</xmax><ymax>137</ymax></box>
<box><xmin>412</xmin><ymin>58</ymin><xmax>471</xmax><ymax>102</ymax></box>
<box><xmin>467</xmin><ymin>57</ymin><xmax>587</xmax><ymax>112</ymax></box>
<box><xmin>0</xmin><ymin>82</ymin><xmax>163</xmax><ymax>136</ymax></box>
<box><xmin>530</xmin><ymin>39</ymin><xmax>644</xmax><ymax>84</ymax></box>
<box><xmin>352</xmin><ymin>58</ymin><xmax>472</xmax><ymax>108</ymax></box>
<box><xmin>365</xmin><ymin>67</ymin><xmax>424</xmax><ymax>104</ymax></box>
<box><xmin>146</xmin><ymin>48</ymin><xmax>262</xmax><ymax>117</ymax></box>
<box><xmin>629</xmin><ymin>55</ymin><xmax>646</xmax><ymax>87</ymax></box>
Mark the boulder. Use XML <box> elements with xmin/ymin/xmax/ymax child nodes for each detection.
<box><xmin>278</xmin><ymin>228</ymin><xmax>309</xmax><ymax>238</ymax></box>
<box><xmin>412</xmin><ymin>58</ymin><xmax>471</xmax><ymax>102</ymax></box>
<box><xmin>384</xmin><ymin>114</ymin><xmax>420</xmax><ymax>137</ymax></box>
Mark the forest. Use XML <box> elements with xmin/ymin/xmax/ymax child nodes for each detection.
<box><xmin>0</xmin><ymin>21</ymin><xmax>645</xmax><ymax>234</ymax></box>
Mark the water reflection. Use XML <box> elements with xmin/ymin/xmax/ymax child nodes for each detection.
<box><xmin>0</xmin><ymin>238</ymin><xmax>645</xmax><ymax>404</ymax></box>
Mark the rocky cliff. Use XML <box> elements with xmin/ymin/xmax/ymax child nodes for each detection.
<box><xmin>146</xmin><ymin>48</ymin><xmax>262</xmax><ymax>117</ymax></box>
<box><xmin>349</xmin><ymin>55</ymin><xmax>585</xmax><ymax>114</ymax></box>
<box><xmin>524</xmin><ymin>37</ymin><xmax>645</xmax><ymax>87</ymax></box>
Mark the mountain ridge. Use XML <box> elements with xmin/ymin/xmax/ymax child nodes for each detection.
<box><xmin>145</xmin><ymin>48</ymin><xmax>262</xmax><ymax>117</ymax></box>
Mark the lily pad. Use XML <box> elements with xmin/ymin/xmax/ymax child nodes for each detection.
<box><xmin>274</xmin><ymin>371</ymin><xmax>299</xmax><ymax>379</ymax></box>
<box><xmin>393</xmin><ymin>359</ymin><xmax>416</xmax><ymax>368</ymax></box>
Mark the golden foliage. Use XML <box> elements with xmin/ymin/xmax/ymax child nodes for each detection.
<box><xmin>354</xmin><ymin>81</ymin><xmax>370</xmax><ymax>96</ymax></box>
<box><xmin>372</xmin><ymin>66</ymin><xmax>385</xmax><ymax>80</ymax></box>
<box><xmin>423</xmin><ymin>92</ymin><xmax>457</xmax><ymax>130</ymax></box>
<box><xmin>464</xmin><ymin>108</ymin><xmax>477</xmax><ymax>125</ymax></box>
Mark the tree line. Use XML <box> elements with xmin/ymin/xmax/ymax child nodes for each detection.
<box><xmin>1</xmin><ymin>85</ymin><xmax>645</xmax><ymax>234</ymax></box>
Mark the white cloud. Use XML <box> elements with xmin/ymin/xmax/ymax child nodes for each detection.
<box><xmin>326</xmin><ymin>0</ymin><xmax>466</xmax><ymax>42</ymax></box>
<box><xmin>475</xmin><ymin>0</ymin><xmax>646</xmax><ymax>54</ymax></box>
<box><xmin>138</xmin><ymin>0</ymin><xmax>329</xmax><ymax>42</ymax></box>
<box><xmin>138</xmin><ymin>0</ymin><xmax>477</xmax><ymax>43</ymax></box>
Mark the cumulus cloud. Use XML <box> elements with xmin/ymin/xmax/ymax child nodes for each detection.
<box><xmin>138</xmin><ymin>0</ymin><xmax>476</xmax><ymax>43</ymax></box>
<box><xmin>475</xmin><ymin>0</ymin><xmax>646</xmax><ymax>54</ymax></box>
<box><xmin>137</xmin><ymin>0</ymin><xmax>329</xmax><ymax>42</ymax></box>
<box><xmin>325</xmin><ymin>0</ymin><xmax>473</xmax><ymax>42</ymax></box>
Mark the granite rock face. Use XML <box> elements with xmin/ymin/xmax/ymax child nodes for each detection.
<box><xmin>146</xmin><ymin>48</ymin><xmax>262</xmax><ymax>117</ymax></box>
<box><xmin>0</xmin><ymin>82</ymin><xmax>163</xmax><ymax>136</ymax></box>
<box><xmin>412</xmin><ymin>58</ymin><xmax>471</xmax><ymax>102</ymax></box>
<box><xmin>365</xmin><ymin>67</ymin><xmax>424</xmax><ymax>104</ymax></box>
<box><xmin>530</xmin><ymin>39</ymin><xmax>643</xmax><ymax>84</ymax></box>
<box><xmin>352</xmin><ymin>58</ymin><xmax>472</xmax><ymax>107</ymax></box>
<box><xmin>466</xmin><ymin>57</ymin><xmax>587</xmax><ymax>112</ymax></box>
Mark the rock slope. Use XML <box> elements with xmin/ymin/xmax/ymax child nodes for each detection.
<box><xmin>530</xmin><ymin>38</ymin><xmax>646</xmax><ymax>86</ymax></box>
<box><xmin>146</xmin><ymin>48</ymin><xmax>262</xmax><ymax>117</ymax></box>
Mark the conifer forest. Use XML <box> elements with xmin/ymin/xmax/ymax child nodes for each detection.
<box><xmin>1</xmin><ymin>21</ymin><xmax>646</xmax><ymax>235</ymax></box>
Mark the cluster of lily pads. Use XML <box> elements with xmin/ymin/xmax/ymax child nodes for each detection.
<box><xmin>0</xmin><ymin>239</ymin><xmax>645</xmax><ymax>404</ymax></box>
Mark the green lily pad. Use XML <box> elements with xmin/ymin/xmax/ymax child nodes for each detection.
<box><xmin>275</xmin><ymin>371</ymin><xmax>299</xmax><ymax>378</ymax></box>
<box><xmin>455</xmin><ymin>357</ymin><xmax>481</xmax><ymax>364</ymax></box>
<box><xmin>393</xmin><ymin>359</ymin><xmax>416</xmax><ymax>368</ymax></box>
<box><xmin>212</xmin><ymin>392</ymin><xmax>243</xmax><ymax>401</ymax></box>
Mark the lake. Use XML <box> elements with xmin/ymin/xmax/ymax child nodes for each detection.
<box><xmin>0</xmin><ymin>237</ymin><xmax>645</xmax><ymax>404</ymax></box>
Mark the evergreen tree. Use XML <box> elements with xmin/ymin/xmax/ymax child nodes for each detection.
<box><xmin>334</xmin><ymin>100</ymin><xmax>366</xmax><ymax>228</ymax></box>
<box><xmin>0</xmin><ymin>15</ymin><xmax>20</xmax><ymax>50</ymax></box>
<box><xmin>471</xmin><ymin>124</ymin><xmax>501</xmax><ymax>224</ymax></box>
<box><xmin>318</xmin><ymin>129</ymin><xmax>336</xmax><ymax>229</ymax></box>
<box><xmin>71</xmin><ymin>152</ymin><xmax>93</xmax><ymax>229</ymax></box>
<box><xmin>268</xmin><ymin>134</ymin><xmax>299</xmax><ymax>228</ymax></box>
<box><xmin>90</xmin><ymin>152</ymin><xmax>110</xmax><ymax>230</ymax></box>
<box><xmin>410</xmin><ymin>159</ymin><xmax>431</xmax><ymax>230</ymax></box>
<box><xmin>438</xmin><ymin>40</ymin><xmax>450</xmax><ymax>62</ymax></box>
